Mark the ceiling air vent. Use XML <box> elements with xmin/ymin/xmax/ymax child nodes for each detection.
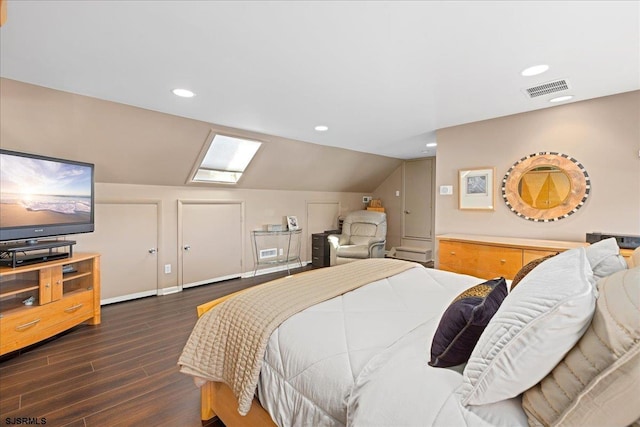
<box><xmin>524</xmin><ymin>79</ymin><xmax>570</xmax><ymax>98</ymax></box>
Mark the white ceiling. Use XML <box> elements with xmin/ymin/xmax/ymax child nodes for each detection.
<box><xmin>1</xmin><ymin>1</ymin><xmax>638</xmax><ymax>159</ymax></box>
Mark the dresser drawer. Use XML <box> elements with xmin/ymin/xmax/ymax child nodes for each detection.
<box><xmin>312</xmin><ymin>245</ymin><xmax>328</xmax><ymax>257</ymax></box>
<box><xmin>439</xmin><ymin>241</ymin><xmax>468</xmax><ymax>270</ymax></box>
<box><xmin>523</xmin><ymin>249</ymin><xmax>558</xmax><ymax>265</ymax></box>
<box><xmin>439</xmin><ymin>241</ymin><xmax>522</xmax><ymax>279</ymax></box>
<box><xmin>312</xmin><ymin>234</ymin><xmax>328</xmax><ymax>250</ymax></box>
<box><xmin>0</xmin><ymin>290</ymin><xmax>94</xmax><ymax>354</ymax></box>
<box><xmin>473</xmin><ymin>244</ymin><xmax>522</xmax><ymax>278</ymax></box>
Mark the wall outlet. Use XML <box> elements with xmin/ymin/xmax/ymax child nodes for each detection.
<box><xmin>362</xmin><ymin>196</ymin><xmax>372</xmax><ymax>204</ymax></box>
<box><xmin>164</xmin><ymin>264</ymin><xmax>171</xmax><ymax>274</ymax></box>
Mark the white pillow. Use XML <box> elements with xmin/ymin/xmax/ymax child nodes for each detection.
<box><xmin>585</xmin><ymin>237</ymin><xmax>628</xmax><ymax>279</ymax></box>
<box><xmin>459</xmin><ymin>247</ymin><xmax>596</xmax><ymax>406</ymax></box>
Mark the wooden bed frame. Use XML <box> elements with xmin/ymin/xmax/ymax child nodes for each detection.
<box><xmin>196</xmin><ymin>290</ymin><xmax>277</xmax><ymax>427</ymax></box>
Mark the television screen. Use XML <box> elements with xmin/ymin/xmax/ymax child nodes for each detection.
<box><xmin>0</xmin><ymin>149</ymin><xmax>95</xmax><ymax>243</ymax></box>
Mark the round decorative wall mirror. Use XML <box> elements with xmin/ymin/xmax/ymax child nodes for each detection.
<box><xmin>502</xmin><ymin>152</ymin><xmax>590</xmax><ymax>222</ymax></box>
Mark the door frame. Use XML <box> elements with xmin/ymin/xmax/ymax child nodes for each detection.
<box><xmin>94</xmin><ymin>198</ymin><xmax>163</xmax><ymax>302</ymax></box>
<box><xmin>401</xmin><ymin>158</ymin><xmax>435</xmax><ymax>241</ymax></box>
<box><xmin>177</xmin><ymin>199</ymin><xmax>245</xmax><ymax>290</ymax></box>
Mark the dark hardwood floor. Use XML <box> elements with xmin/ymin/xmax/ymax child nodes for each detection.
<box><xmin>0</xmin><ymin>266</ymin><xmax>312</xmax><ymax>427</ymax></box>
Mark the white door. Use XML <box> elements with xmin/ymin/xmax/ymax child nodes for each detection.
<box><xmin>180</xmin><ymin>202</ymin><xmax>243</xmax><ymax>288</ymax></box>
<box><xmin>74</xmin><ymin>202</ymin><xmax>159</xmax><ymax>304</ymax></box>
<box><xmin>403</xmin><ymin>158</ymin><xmax>434</xmax><ymax>240</ymax></box>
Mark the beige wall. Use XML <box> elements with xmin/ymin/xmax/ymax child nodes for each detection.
<box><xmin>94</xmin><ymin>182</ymin><xmax>365</xmax><ymax>289</ymax></box>
<box><xmin>0</xmin><ymin>78</ymin><xmax>402</xmax><ymax>192</ymax></box>
<box><xmin>435</xmin><ymin>91</ymin><xmax>640</xmax><ymax>244</ymax></box>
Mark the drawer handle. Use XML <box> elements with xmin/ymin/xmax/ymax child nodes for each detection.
<box><xmin>65</xmin><ymin>303</ymin><xmax>84</xmax><ymax>313</ymax></box>
<box><xmin>450</xmin><ymin>251</ymin><xmax>456</xmax><ymax>255</ymax></box>
<box><xmin>313</xmin><ymin>246</ymin><xmax>320</xmax><ymax>250</ymax></box>
<box><xmin>500</xmin><ymin>259</ymin><xmax>507</xmax><ymax>264</ymax></box>
<box><xmin>15</xmin><ymin>318</ymin><xmax>41</xmax><ymax>331</ymax></box>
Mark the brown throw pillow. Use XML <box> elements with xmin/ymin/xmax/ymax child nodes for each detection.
<box><xmin>511</xmin><ymin>254</ymin><xmax>556</xmax><ymax>290</ymax></box>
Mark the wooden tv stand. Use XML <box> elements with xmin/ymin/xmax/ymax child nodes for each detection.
<box><xmin>0</xmin><ymin>253</ymin><xmax>100</xmax><ymax>355</ymax></box>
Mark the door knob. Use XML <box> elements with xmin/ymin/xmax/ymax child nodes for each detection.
<box><xmin>184</xmin><ymin>245</ymin><xmax>191</xmax><ymax>251</ymax></box>
<box><xmin>148</xmin><ymin>248</ymin><xmax>157</xmax><ymax>254</ymax></box>
<box><xmin>404</xmin><ymin>210</ymin><xmax>411</xmax><ymax>214</ymax></box>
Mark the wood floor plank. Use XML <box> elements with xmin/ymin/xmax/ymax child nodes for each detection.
<box><xmin>5</xmin><ymin>367</ymin><xmax>148</xmax><ymax>418</ymax></box>
<box><xmin>0</xmin><ymin>362</ymin><xmax>94</xmax><ymax>397</ymax></box>
<box><xmin>40</xmin><ymin>369</ymin><xmax>181</xmax><ymax>423</ymax></box>
<box><xmin>0</xmin><ymin>394</ymin><xmax>21</xmax><ymax>414</ymax></box>
<box><xmin>84</xmin><ymin>370</ymin><xmax>197</xmax><ymax>427</ymax></box>
<box><xmin>0</xmin><ymin>353</ymin><xmax>49</xmax><ymax>374</ymax></box>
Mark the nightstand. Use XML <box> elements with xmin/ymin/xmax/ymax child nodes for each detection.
<box><xmin>311</xmin><ymin>232</ymin><xmax>332</xmax><ymax>267</ymax></box>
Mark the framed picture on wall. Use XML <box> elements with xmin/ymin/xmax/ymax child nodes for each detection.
<box><xmin>459</xmin><ymin>167</ymin><xmax>495</xmax><ymax>210</ymax></box>
<box><xmin>286</xmin><ymin>215</ymin><xmax>299</xmax><ymax>230</ymax></box>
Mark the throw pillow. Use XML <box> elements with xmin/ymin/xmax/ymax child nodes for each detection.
<box><xmin>459</xmin><ymin>247</ymin><xmax>596</xmax><ymax>406</ymax></box>
<box><xmin>428</xmin><ymin>277</ymin><xmax>508</xmax><ymax>368</ymax></box>
<box><xmin>523</xmin><ymin>267</ymin><xmax>640</xmax><ymax>426</ymax></box>
<box><xmin>585</xmin><ymin>237</ymin><xmax>628</xmax><ymax>280</ymax></box>
<box><xmin>510</xmin><ymin>254</ymin><xmax>556</xmax><ymax>290</ymax></box>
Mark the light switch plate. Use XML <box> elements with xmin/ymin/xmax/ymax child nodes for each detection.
<box><xmin>440</xmin><ymin>185</ymin><xmax>453</xmax><ymax>195</ymax></box>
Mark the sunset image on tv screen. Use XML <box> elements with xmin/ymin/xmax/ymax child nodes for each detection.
<box><xmin>0</xmin><ymin>153</ymin><xmax>92</xmax><ymax>228</ymax></box>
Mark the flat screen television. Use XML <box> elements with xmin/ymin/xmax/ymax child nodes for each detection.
<box><xmin>0</xmin><ymin>149</ymin><xmax>95</xmax><ymax>243</ymax></box>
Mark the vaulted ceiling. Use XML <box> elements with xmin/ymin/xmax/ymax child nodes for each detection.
<box><xmin>1</xmin><ymin>1</ymin><xmax>637</xmax><ymax>162</ymax></box>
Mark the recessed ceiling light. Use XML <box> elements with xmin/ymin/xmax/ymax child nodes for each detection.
<box><xmin>426</xmin><ymin>142</ymin><xmax>437</xmax><ymax>148</ymax></box>
<box><xmin>549</xmin><ymin>95</ymin><xmax>573</xmax><ymax>103</ymax></box>
<box><xmin>521</xmin><ymin>64</ymin><xmax>549</xmax><ymax>77</ymax></box>
<box><xmin>172</xmin><ymin>88</ymin><xmax>195</xmax><ymax>98</ymax></box>
<box><xmin>314</xmin><ymin>125</ymin><xmax>329</xmax><ymax>132</ymax></box>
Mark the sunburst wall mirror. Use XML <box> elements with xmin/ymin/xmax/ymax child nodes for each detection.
<box><xmin>502</xmin><ymin>152</ymin><xmax>590</xmax><ymax>222</ymax></box>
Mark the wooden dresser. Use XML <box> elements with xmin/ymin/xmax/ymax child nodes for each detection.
<box><xmin>0</xmin><ymin>253</ymin><xmax>101</xmax><ymax>355</ymax></box>
<box><xmin>436</xmin><ymin>234</ymin><xmax>588</xmax><ymax>280</ymax></box>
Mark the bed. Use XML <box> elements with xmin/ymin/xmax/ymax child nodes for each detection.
<box><xmin>179</xmin><ymin>241</ymin><xmax>640</xmax><ymax>427</ymax></box>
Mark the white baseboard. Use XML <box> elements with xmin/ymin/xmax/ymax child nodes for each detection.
<box><xmin>159</xmin><ymin>286</ymin><xmax>181</xmax><ymax>295</ymax></box>
<box><xmin>243</xmin><ymin>261</ymin><xmax>309</xmax><ymax>278</ymax></box>
<box><xmin>183</xmin><ymin>273</ymin><xmax>242</xmax><ymax>289</ymax></box>
<box><xmin>101</xmin><ymin>289</ymin><xmax>157</xmax><ymax>305</ymax></box>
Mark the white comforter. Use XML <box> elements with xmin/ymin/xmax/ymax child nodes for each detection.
<box><xmin>257</xmin><ymin>264</ymin><xmax>527</xmax><ymax>427</ymax></box>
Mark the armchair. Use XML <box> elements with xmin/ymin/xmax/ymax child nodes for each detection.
<box><xmin>328</xmin><ymin>210</ymin><xmax>387</xmax><ymax>265</ymax></box>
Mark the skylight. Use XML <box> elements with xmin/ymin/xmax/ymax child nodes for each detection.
<box><xmin>191</xmin><ymin>134</ymin><xmax>262</xmax><ymax>184</ymax></box>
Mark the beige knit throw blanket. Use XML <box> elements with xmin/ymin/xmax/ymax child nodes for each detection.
<box><xmin>178</xmin><ymin>258</ymin><xmax>415</xmax><ymax>415</ymax></box>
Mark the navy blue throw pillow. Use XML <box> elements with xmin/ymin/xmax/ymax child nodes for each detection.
<box><xmin>428</xmin><ymin>277</ymin><xmax>508</xmax><ymax>368</ymax></box>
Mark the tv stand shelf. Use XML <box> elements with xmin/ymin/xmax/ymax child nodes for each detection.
<box><xmin>0</xmin><ymin>252</ymin><xmax>100</xmax><ymax>355</ymax></box>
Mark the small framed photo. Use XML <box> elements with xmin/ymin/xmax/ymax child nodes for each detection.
<box><xmin>286</xmin><ymin>215</ymin><xmax>299</xmax><ymax>230</ymax></box>
<box><xmin>459</xmin><ymin>167</ymin><xmax>495</xmax><ymax>211</ymax></box>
